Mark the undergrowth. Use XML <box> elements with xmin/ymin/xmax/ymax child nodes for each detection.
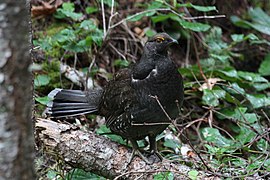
<box><xmin>33</xmin><ymin>0</ymin><xmax>270</xmax><ymax>179</ymax></box>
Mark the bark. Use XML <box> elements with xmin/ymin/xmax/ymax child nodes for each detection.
<box><xmin>0</xmin><ymin>1</ymin><xmax>35</xmax><ymax>179</ymax></box>
<box><xmin>36</xmin><ymin>118</ymin><xmax>192</xmax><ymax>179</ymax></box>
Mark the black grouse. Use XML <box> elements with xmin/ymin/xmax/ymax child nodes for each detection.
<box><xmin>47</xmin><ymin>33</ymin><xmax>184</xmax><ymax>163</ymax></box>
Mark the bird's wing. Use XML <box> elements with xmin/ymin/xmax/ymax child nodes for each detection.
<box><xmin>131</xmin><ymin>60</ymin><xmax>156</xmax><ymax>80</ymax></box>
<box><xmin>98</xmin><ymin>68</ymin><xmax>138</xmax><ymax>129</ymax></box>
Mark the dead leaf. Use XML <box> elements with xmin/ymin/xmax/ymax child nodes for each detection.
<box><xmin>199</xmin><ymin>78</ymin><xmax>224</xmax><ymax>91</ymax></box>
<box><xmin>31</xmin><ymin>0</ymin><xmax>63</xmax><ymax>17</ymax></box>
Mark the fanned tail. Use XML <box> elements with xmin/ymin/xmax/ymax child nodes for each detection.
<box><xmin>47</xmin><ymin>88</ymin><xmax>102</xmax><ymax>118</ymax></box>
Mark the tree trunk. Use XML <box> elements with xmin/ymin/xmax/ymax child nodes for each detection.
<box><xmin>0</xmin><ymin>1</ymin><xmax>36</xmax><ymax>179</ymax></box>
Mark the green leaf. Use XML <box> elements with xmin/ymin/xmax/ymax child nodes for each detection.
<box><xmin>46</xmin><ymin>170</ymin><xmax>57</xmax><ymax>179</ymax></box>
<box><xmin>127</xmin><ymin>10</ymin><xmax>156</xmax><ymax>22</ymax></box>
<box><xmin>235</xmin><ymin>126</ymin><xmax>256</xmax><ymax>145</ymax></box>
<box><xmin>65</xmin><ymin>168</ymin><xmax>106</xmax><ymax>180</ymax></box>
<box><xmin>62</xmin><ymin>2</ymin><xmax>75</xmax><ymax>11</ymax></box>
<box><xmin>34</xmin><ymin>75</ymin><xmax>50</xmax><ymax>87</ymax></box>
<box><xmin>54</xmin><ymin>29</ymin><xmax>76</xmax><ymax>44</ymax></box>
<box><xmin>218</xmin><ymin>69</ymin><xmax>238</xmax><ymax>78</ymax></box>
<box><xmin>252</xmin><ymin>82</ymin><xmax>270</xmax><ymax>91</ymax></box>
<box><xmin>246</xmin><ymin>94</ymin><xmax>270</xmax><ymax>108</ymax></box>
<box><xmin>218</xmin><ymin>107</ymin><xmax>252</xmax><ymax>122</ymax></box>
<box><xmin>231</xmin><ymin>8</ymin><xmax>270</xmax><ymax>35</ymax></box>
<box><xmin>54</xmin><ymin>3</ymin><xmax>83</xmax><ymax>21</ymax></box>
<box><xmin>231</xmin><ymin>34</ymin><xmax>244</xmax><ymax>42</ymax></box>
<box><xmin>178</xmin><ymin>19</ymin><xmax>211</xmax><ymax>32</ymax></box>
<box><xmin>113</xmin><ymin>59</ymin><xmax>130</xmax><ymax>68</ymax></box>
<box><xmin>264</xmin><ymin>159</ymin><xmax>270</xmax><ymax>171</ymax></box>
<box><xmin>230</xmin><ymin>15</ymin><xmax>251</xmax><ymax>29</ymax></box>
<box><xmin>205</xmin><ymin>27</ymin><xmax>228</xmax><ymax>52</ymax></box>
<box><xmin>85</xmin><ymin>7</ymin><xmax>98</xmax><ymax>14</ymax></box>
<box><xmin>147</xmin><ymin>1</ymin><xmax>165</xmax><ymax>9</ymax></box>
<box><xmin>202</xmin><ymin>88</ymin><xmax>226</xmax><ymax>107</ymax></box>
<box><xmin>177</xmin><ymin>3</ymin><xmax>217</xmax><ymax>12</ymax></box>
<box><xmin>145</xmin><ymin>29</ymin><xmax>156</xmax><ymax>37</ymax></box>
<box><xmin>188</xmin><ymin>170</ymin><xmax>199</xmax><ymax>180</ymax></box>
<box><xmin>79</xmin><ymin>20</ymin><xmax>97</xmax><ymax>30</ymax></box>
<box><xmin>244</xmin><ymin>113</ymin><xmax>258</xmax><ymax>124</ymax></box>
<box><xmin>204</xmin><ymin>144</ymin><xmax>227</xmax><ymax>155</ymax></box>
<box><xmin>35</xmin><ymin>96</ymin><xmax>51</xmax><ymax>105</ymax></box>
<box><xmin>151</xmin><ymin>14</ymin><xmax>171</xmax><ymax>23</ymax></box>
<box><xmin>91</xmin><ymin>30</ymin><xmax>104</xmax><ymax>46</ymax></box>
<box><xmin>230</xmin><ymin>82</ymin><xmax>245</xmax><ymax>94</ymax></box>
<box><xmin>96</xmin><ymin>125</ymin><xmax>126</xmax><ymax>145</ymax></box>
<box><xmin>201</xmin><ymin>128</ymin><xmax>233</xmax><ymax>147</ymax></box>
<box><xmin>154</xmin><ymin>172</ymin><xmax>174</xmax><ymax>180</ymax></box>
<box><xmin>164</xmin><ymin>138</ymin><xmax>180</xmax><ymax>151</ymax></box>
<box><xmin>259</xmin><ymin>53</ymin><xmax>270</xmax><ymax>76</ymax></box>
<box><xmin>238</xmin><ymin>71</ymin><xmax>268</xmax><ymax>83</ymax></box>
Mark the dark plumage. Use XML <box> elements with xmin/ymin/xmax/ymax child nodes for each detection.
<box><xmin>47</xmin><ymin>33</ymin><xmax>184</xmax><ymax>163</ymax></box>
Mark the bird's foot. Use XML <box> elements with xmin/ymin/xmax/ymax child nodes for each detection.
<box><xmin>128</xmin><ymin>149</ymin><xmax>163</xmax><ymax>165</ymax></box>
<box><xmin>128</xmin><ymin>149</ymin><xmax>151</xmax><ymax>164</ymax></box>
<box><xmin>150</xmin><ymin>150</ymin><xmax>163</xmax><ymax>162</ymax></box>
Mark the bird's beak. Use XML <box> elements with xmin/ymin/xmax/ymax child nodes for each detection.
<box><xmin>167</xmin><ymin>38</ymin><xmax>178</xmax><ymax>46</ymax></box>
<box><xmin>171</xmin><ymin>38</ymin><xmax>178</xmax><ymax>44</ymax></box>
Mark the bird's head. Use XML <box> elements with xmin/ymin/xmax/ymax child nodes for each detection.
<box><xmin>144</xmin><ymin>33</ymin><xmax>178</xmax><ymax>56</ymax></box>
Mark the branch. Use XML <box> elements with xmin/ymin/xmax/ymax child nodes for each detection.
<box><xmin>35</xmin><ymin>118</ymin><xmax>192</xmax><ymax>179</ymax></box>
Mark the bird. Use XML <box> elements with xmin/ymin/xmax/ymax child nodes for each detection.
<box><xmin>47</xmin><ymin>33</ymin><xmax>184</xmax><ymax>164</ymax></box>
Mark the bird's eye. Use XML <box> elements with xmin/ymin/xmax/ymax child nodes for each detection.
<box><xmin>155</xmin><ymin>37</ymin><xmax>164</xmax><ymax>43</ymax></box>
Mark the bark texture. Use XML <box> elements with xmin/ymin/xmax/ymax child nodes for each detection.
<box><xmin>0</xmin><ymin>1</ymin><xmax>35</xmax><ymax>179</ymax></box>
<box><xmin>36</xmin><ymin>118</ymin><xmax>191</xmax><ymax>179</ymax></box>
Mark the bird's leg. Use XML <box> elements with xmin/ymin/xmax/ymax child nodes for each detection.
<box><xmin>129</xmin><ymin>139</ymin><xmax>151</xmax><ymax>164</ymax></box>
<box><xmin>149</xmin><ymin>135</ymin><xmax>163</xmax><ymax>161</ymax></box>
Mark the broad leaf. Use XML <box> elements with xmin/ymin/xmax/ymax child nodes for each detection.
<box><xmin>34</xmin><ymin>75</ymin><xmax>50</xmax><ymax>87</ymax></box>
<box><xmin>177</xmin><ymin>3</ymin><xmax>217</xmax><ymax>12</ymax></box>
<box><xmin>202</xmin><ymin>88</ymin><xmax>226</xmax><ymax>107</ymax></box>
<box><xmin>259</xmin><ymin>53</ymin><xmax>270</xmax><ymax>76</ymax></box>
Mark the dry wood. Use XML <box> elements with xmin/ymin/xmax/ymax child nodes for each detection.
<box><xmin>36</xmin><ymin>118</ymin><xmax>192</xmax><ymax>179</ymax></box>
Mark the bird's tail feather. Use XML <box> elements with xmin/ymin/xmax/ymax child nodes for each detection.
<box><xmin>47</xmin><ymin>88</ymin><xmax>102</xmax><ymax>118</ymax></box>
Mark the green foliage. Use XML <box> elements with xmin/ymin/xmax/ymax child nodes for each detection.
<box><xmin>128</xmin><ymin>1</ymin><xmax>212</xmax><ymax>33</ymax></box>
<box><xmin>202</xmin><ymin>88</ymin><xmax>226</xmax><ymax>107</ymax></box>
<box><xmin>231</xmin><ymin>7</ymin><xmax>270</xmax><ymax>36</ymax></box>
<box><xmin>176</xmin><ymin>3</ymin><xmax>217</xmax><ymax>12</ymax></box>
<box><xmin>188</xmin><ymin>170</ymin><xmax>199</xmax><ymax>180</ymax></box>
<box><xmin>46</xmin><ymin>170</ymin><xmax>58</xmax><ymax>179</ymax></box>
<box><xmin>65</xmin><ymin>168</ymin><xmax>105</xmax><ymax>180</ymax></box>
<box><xmin>113</xmin><ymin>59</ymin><xmax>130</xmax><ymax>68</ymax></box>
<box><xmin>35</xmin><ymin>96</ymin><xmax>51</xmax><ymax>105</ymax></box>
<box><xmin>180</xmin><ymin>23</ymin><xmax>270</xmax><ymax>176</ymax></box>
<box><xmin>153</xmin><ymin>172</ymin><xmax>174</xmax><ymax>180</ymax></box>
<box><xmin>36</xmin><ymin>3</ymin><xmax>103</xmax><ymax>58</ymax></box>
<box><xmin>259</xmin><ymin>53</ymin><xmax>270</xmax><ymax>76</ymax></box>
<box><xmin>96</xmin><ymin>125</ymin><xmax>126</xmax><ymax>145</ymax></box>
<box><xmin>34</xmin><ymin>74</ymin><xmax>51</xmax><ymax>87</ymax></box>
<box><xmin>37</xmin><ymin>19</ymin><xmax>103</xmax><ymax>54</ymax></box>
<box><xmin>54</xmin><ymin>2</ymin><xmax>83</xmax><ymax>21</ymax></box>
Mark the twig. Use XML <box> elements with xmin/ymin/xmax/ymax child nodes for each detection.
<box><xmin>113</xmin><ymin>170</ymin><xmax>189</xmax><ymax>180</ymax></box>
<box><xmin>261</xmin><ymin>109</ymin><xmax>270</xmax><ymax>125</ymax></box>
<box><xmin>101</xmin><ymin>0</ymin><xmax>106</xmax><ymax>39</ymax></box>
<box><xmin>109</xmin><ymin>43</ymin><xmax>126</xmax><ymax>60</ymax></box>
<box><xmin>150</xmin><ymin>95</ymin><xmax>213</xmax><ymax>172</ymax></box>
<box><xmin>109</xmin><ymin>9</ymin><xmax>170</xmax><ymax>29</ymax></box>
<box><xmin>185</xmin><ymin>36</ymin><xmax>190</xmax><ymax>67</ymax></box>
<box><xmin>192</xmin><ymin>35</ymin><xmax>208</xmax><ymax>83</ymax></box>
<box><xmin>183</xmin><ymin>14</ymin><xmax>226</xmax><ymax>20</ymax></box>
<box><xmin>132</xmin><ymin>122</ymin><xmax>171</xmax><ymax>126</ymax></box>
